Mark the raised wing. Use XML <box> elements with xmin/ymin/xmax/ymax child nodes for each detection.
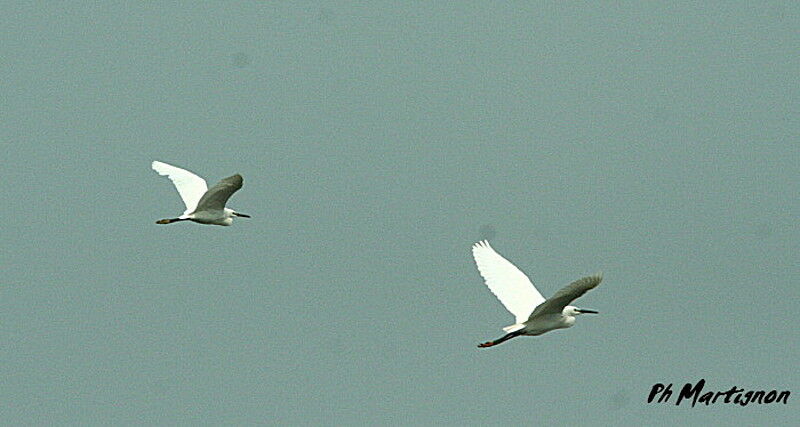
<box><xmin>152</xmin><ymin>161</ymin><xmax>208</xmax><ymax>214</ymax></box>
<box><xmin>194</xmin><ymin>174</ymin><xmax>243</xmax><ymax>212</ymax></box>
<box><xmin>529</xmin><ymin>273</ymin><xmax>603</xmax><ymax>318</ymax></box>
<box><xmin>472</xmin><ymin>240</ymin><xmax>545</xmax><ymax>323</ymax></box>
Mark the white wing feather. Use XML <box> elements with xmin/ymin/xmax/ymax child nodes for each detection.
<box><xmin>472</xmin><ymin>240</ymin><xmax>545</xmax><ymax>323</ymax></box>
<box><xmin>152</xmin><ymin>161</ymin><xmax>208</xmax><ymax>215</ymax></box>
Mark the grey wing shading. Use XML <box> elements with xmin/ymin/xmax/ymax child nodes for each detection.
<box><xmin>193</xmin><ymin>174</ymin><xmax>244</xmax><ymax>212</ymax></box>
<box><xmin>528</xmin><ymin>273</ymin><xmax>603</xmax><ymax>318</ymax></box>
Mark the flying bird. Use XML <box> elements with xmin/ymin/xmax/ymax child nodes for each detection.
<box><xmin>152</xmin><ymin>160</ymin><xmax>250</xmax><ymax>226</ymax></box>
<box><xmin>472</xmin><ymin>240</ymin><xmax>602</xmax><ymax>348</ymax></box>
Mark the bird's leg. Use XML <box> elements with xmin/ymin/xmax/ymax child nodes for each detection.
<box><xmin>478</xmin><ymin>330</ymin><xmax>523</xmax><ymax>348</ymax></box>
<box><xmin>156</xmin><ymin>218</ymin><xmax>189</xmax><ymax>224</ymax></box>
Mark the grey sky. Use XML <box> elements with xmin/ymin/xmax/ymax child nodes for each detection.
<box><xmin>2</xmin><ymin>2</ymin><xmax>798</xmax><ymax>425</ymax></box>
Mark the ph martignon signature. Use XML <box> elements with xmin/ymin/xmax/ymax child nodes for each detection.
<box><xmin>648</xmin><ymin>379</ymin><xmax>790</xmax><ymax>407</ymax></box>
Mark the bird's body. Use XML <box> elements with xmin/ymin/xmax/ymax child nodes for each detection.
<box><xmin>152</xmin><ymin>161</ymin><xmax>250</xmax><ymax>226</ymax></box>
<box><xmin>471</xmin><ymin>240</ymin><xmax>602</xmax><ymax>348</ymax></box>
<box><xmin>184</xmin><ymin>207</ymin><xmax>238</xmax><ymax>226</ymax></box>
<box><xmin>515</xmin><ymin>312</ymin><xmax>576</xmax><ymax>336</ymax></box>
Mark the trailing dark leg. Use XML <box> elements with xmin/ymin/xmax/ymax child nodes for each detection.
<box><xmin>156</xmin><ymin>218</ymin><xmax>189</xmax><ymax>224</ymax></box>
<box><xmin>478</xmin><ymin>330</ymin><xmax>523</xmax><ymax>348</ymax></box>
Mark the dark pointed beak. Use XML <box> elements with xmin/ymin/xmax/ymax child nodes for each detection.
<box><xmin>578</xmin><ymin>308</ymin><xmax>598</xmax><ymax>314</ymax></box>
<box><xmin>233</xmin><ymin>212</ymin><xmax>251</xmax><ymax>218</ymax></box>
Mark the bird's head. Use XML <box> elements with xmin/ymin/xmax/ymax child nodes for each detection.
<box><xmin>564</xmin><ymin>305</ymin><xmax>598</xmax><ymax>316</ymax></box>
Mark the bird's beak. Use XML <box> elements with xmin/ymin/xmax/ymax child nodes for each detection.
<box><xmin>233</xmin><ymin>212</ymin><xmax>251</xmax><ymax>218</ymax></box>
<box><xmin>578</xmin><ymin>308</ymin><xmax>598</xmax><ymax>314</ymax></box>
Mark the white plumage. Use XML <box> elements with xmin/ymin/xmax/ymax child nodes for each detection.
<box><xmin>471</xmin><ymin>240</ymin><xmax>602</xmax><ymax>348</ymax></box>
<box><xmin>152</xmin><ymin>161</ymin><xmax>209</xmax><ymax>215</ymax></box>
<box><xmin>152</xmin><ymin>161</ymin><xmax>251</xmax><ymax>226</ymax></box>
<box><xmin>472</xmin><ymin>240</ymin><xmax>545</xmax><ymax>325</ymax></box>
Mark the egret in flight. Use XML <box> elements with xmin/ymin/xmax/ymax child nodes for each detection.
<box><xmin>152</xmin><ymin>161</ymin><xmax>250</xmax><ymax>226</ymax></box>
<box><xmin>472</xmin><ymin>240</ymin><xmax>602</xmax><ymax>348</ymax></box>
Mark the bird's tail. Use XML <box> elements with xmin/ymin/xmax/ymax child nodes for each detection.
<box><xmin>502</xmin><ymin>323</ymin><xmax>526</xmax><ymax>333</ymax></box>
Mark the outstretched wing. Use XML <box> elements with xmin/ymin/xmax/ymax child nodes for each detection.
<box><xmin>194</xmin><ymin>174</ymin><xmax>243</xmax><ymax>212</ymax></box>
<box><xmin>472</xmin><ymin>240</ymin><xmax>545</xmax><ymax>323</ymax></box>
<box><xmin>152</xmin><ymin>161</ymin><xmax>208</xmax><ymax>215</ymax></box>
<box><xmin>529</xmin><ymin>273</ymin><xmax>603</xmax><ymax>318</ymax></box>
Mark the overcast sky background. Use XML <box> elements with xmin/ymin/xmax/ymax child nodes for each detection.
<box><xmin>2</xmin><ymin>2</ymin><xmax>798</xmax><ymax>425</ymax></box>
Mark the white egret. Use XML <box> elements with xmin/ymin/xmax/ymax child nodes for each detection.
<box><xmin>472</xmin><ymin>240</ymin><xmax>602</xmax><ymax>348</ymax></box>
<box><xmin>152</xmin><ymin>161</ymin><xmax>250</xmax><ymax>226</ymax></box>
